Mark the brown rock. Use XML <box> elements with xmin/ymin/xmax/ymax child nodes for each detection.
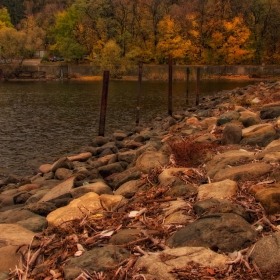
<box><xmin>38</xmin><ymin>164</ymin><xmax>52</xmax><ymax>174</ymax></box>
<box><xmin>197</xmin><ymin>179</ymin><xmax>238</xmax><ymax>200</ymax></box>
<box><xmin>67</xmin><ymin>152</ymin><xmax>92</xmax><ymax>162</ymax></box>
<box><xmin>255</xmin><ymin>185</ymin><xmax>280</xmax><ymax>214</ymax></box>
<box><xmin>18</xmin><ymin>183</ymin><xmax>40</xmax><ymax>192</ymax></box>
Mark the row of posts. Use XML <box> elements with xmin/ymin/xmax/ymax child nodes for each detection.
<box><xmin>98</xmin><ymin>54</ymin><xmax>201</xmax><ymax>136</ymax></box>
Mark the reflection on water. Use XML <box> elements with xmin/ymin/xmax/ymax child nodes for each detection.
<box><xmin>0</xmin><ymin>80</ymin><xmax>255</xmax><ymax>176</ymax></box>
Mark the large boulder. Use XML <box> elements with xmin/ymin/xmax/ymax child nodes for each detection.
<box><xmin>166</xmin><ymin>213</ymin><xmax>257</xmax><ymax>253</ymax></box>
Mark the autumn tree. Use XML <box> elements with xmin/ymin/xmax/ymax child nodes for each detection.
<box><xmin>156</xmin><ymin>14</ymin><xmax>191</xmax><ymax>63</ymax></box>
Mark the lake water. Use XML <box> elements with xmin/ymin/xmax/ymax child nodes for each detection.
<box><xmin>0</xmin><ymin>79</ymin><xmax>255</xmax><ymax>177</ymax></box>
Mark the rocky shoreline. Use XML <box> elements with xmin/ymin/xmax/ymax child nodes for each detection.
<box><xmin>2</xmin><ymin>80</ymin><xmax>280</xmax><ymax>279</ymax></box>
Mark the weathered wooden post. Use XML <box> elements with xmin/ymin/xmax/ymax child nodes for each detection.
<box><xmin>168</xmin><ymin>53</ymin><xmax>173</xmax><ymax>115</ymax></box>
<box><xmin>98</xmin><ymin>70</ymin><xmax>110</xmax><ymax>136</ymax></box>
<box><xmin>136</xmin><ymin>62</ymin><xmax>143</xmax><ymax>125</ymax></box>
<box><xmin>186</xmin><ymin>67</ymin><xmax>190</xmax><ymax>104</ymax></box>
<box><xmin>0</xmin><ymin>69</ymin><xmax>3</xmax><ymax>82</ymax></box>
<box><xmin>196</xmin><ymin>67</ymin><xmax>200</xmax><ymax>106</ymax></box>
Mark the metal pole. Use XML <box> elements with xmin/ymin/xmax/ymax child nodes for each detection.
<box><xmin>186</xmin><ymin>67</ymin><xmax>190</xmax><ymax>105</ymax></box>
<box><xmin>98</xmin><ymin>70</ymin><xmax>110</xmax><ymax>136</ymax></box>
<box><xmin>168</xmin><ymin>54</ymin><xmax>173</xmax><ymax>115</ymax></box>
<box><xmin>136</xmin><ymin>62</ymin><xmax>143</xmax><ymax>125</ymax></box>
<box><xmin>196</xmin><ymin>67</ymin><xmax>200</xmax><ymax>106</ymax></box>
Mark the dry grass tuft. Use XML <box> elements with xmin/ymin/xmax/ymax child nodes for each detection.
<box><xmin>167</xmin><ymin>136</ymin><xmax>217</xmax><ymax>167</ymax></box>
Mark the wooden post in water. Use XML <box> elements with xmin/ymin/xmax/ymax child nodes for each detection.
<box><xmin>186</xmin><ymin>67</ymin><xmax>190</xmax><ymax>104</ymax></box>
<box><xmin>98</xmin><ymin>70</ymin><xmax>110</xmax><ymax>136</ymax></box>
<box><xmin>136</xmin><ymin>62</ymin><xmax>143</xmax><ymax>125</ymax></box>
<box><xmin>196</xmin><ymin>67</ymin><xmax>200</xmax><ymax>106</ymax></box>
<box><xmin>168</xmin><ymin>54</ymin><xmax>173</xmax><ymax>115</ymax></box>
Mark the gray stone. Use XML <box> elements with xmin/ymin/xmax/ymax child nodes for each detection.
<box><xmin>98</xmin><ymin>162</ymin><xmax>124</xmax><ymax>178</ymax></box>
<box><xmin>0</xmin><ymin>209</ymin><xmax>40</xmax><ymax>224</ymax></box>
<box><xmin>109</xmin><ymin>167</ymin><xmax>141</xmax><ymax>190</ymax></box>
<box><xmin>117</xmin><ymin>150</ymin><xmax>136</xmax><ymax>163</ymax></box>
<box><xmin>194</xmin><ymin>198</ymin><xmax>252</xmax><ymax>222</ymax></box>
<box><xmin>221</xmin><ymin>123</ymin><xmax>242</xmax><ymax>145</ymax></box>
<box><xmin>63</xmin><ymin>245</ymin><xmax>130</xmax><ymax>279</ymax></box>
<box><xmin>114</xmin><ymin>180</ymin><xmax>139</xmax><ymax>198</ymax></box>
<box><xmin>166</xmin><ymin>213</ymin><xmax>257</xmax><ymax>252</ymax></box>
<box><xmin>240</xmin><ymin>131</ymin><xmax>277</xmax><ymax>147</ymax></box>
<box><xmin>217</xmin><ymin>111</ymin><xmax>240</xmax><ymax>126</ymax></box>
<box><xmin>25</xmin><ymin>189</ymin><xmax>49</xmax><ymax>204</ymax></box>
<box><xmin>39</xmin><ymin>176</ymin><xmax>76</xmax><ymax>203</ymax></box>
<box><xmin>260</xmin><ymin>105</ymin><xmax>280</xmax><ymax>119</ymax></box>
<box><xmin>135</xmin><ymin>151</ymin><xmax>169</xmax><ymax>174</ymax></box>
<box><xmin>23</xmin><ymin>201</ymin><xmax>57</xmax><ymax>216</ymax></box>
<box><xmin>249</xmin><ymin>232</ymin><xmax>280</xmax><ymax>271</ymax></box>
<box><xmin>17</xmin><ymin>215</ymin><xmax>48</xmax><ymax>232</ymax></box>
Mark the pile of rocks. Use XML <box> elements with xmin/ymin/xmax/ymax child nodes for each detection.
<box><xmin>2</xmin><ymin>80</ymin><xmax>280</xmax><ymax>279</ymax></box>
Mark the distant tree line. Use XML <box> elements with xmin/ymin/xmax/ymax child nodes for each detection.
<box><xmin>0</xmin><ymin>0</ymin><xmax>280</xmax><ymax>68</ymax></box>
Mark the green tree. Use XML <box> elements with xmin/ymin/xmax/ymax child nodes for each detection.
<box><xmin>99</xmin><ymin>39</ymin><xmax>131</xmax><ymax>77</ymax></box>
<box><xmin>0</xmin><ymin>7</ymin><xmax>13</xmax><ymax>28</ymax></box>
<box><xmin>51</xmin><ymin>6</ymin><xmax>84</xmax><ymax>60</ymax></box>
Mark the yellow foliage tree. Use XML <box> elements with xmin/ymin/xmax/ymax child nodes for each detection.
<box><xmin>157</xmin><ymin>15</ymin><xmax>191</xmax><ymax>64</ymax></box>
<box><xmin>222</xmin><ymin>17</ymin><xmax>253</xmax><ymax>64</ymax></box>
